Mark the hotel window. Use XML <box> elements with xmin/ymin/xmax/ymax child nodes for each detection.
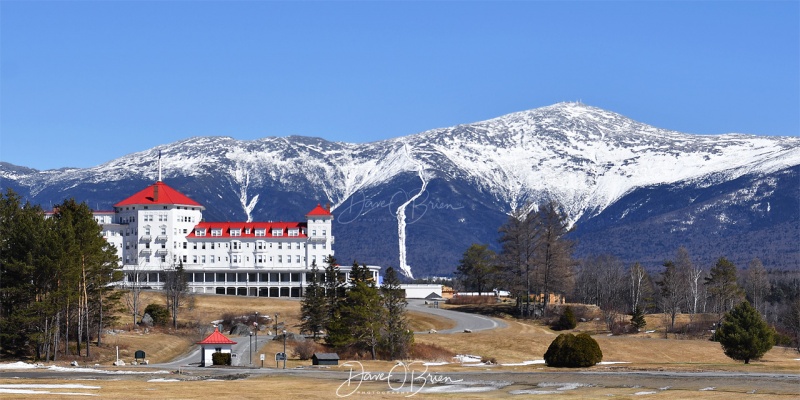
<box><xmin>211</xmin><ymin>229</ymin><xmax>222</xmax><ymax>237</ymax></box>
<box><xmin>296</xmin><ymin>255</ymin><xmax>300</xmax><ymax>263</ymax></box>
<box><xmin>278</xmin><ymin>255</ymin><xmax>283</xmax><ymax>263</ymax></box>
<box><xmin>255</xmin><ymin>229</ymin><xmax>265</xmax><ymax>237</ymax></box>
<box><xmin>230</xmin><ymin>229</ymin><xmax>241</xmax><ymax>237</ymax></box>
<box><xmin>196</xmin><ymin>229</ymin><xmax>206</xmax><ymax>236</ymax></box>
<box><xmin>272</xmin><ymin>229</ymin><xmax>283</xmax><ymax>236</ymax></box>
<box><xmin>288</xmin><ymin>229</ymin><xmax>298</xmax><ymax>237</ymax></box>
<box><xmin>322</xmin><ymin>229</ymin><xmax>326</xmax><ymax>236</ymax></box>
<box><xmin>201</xmin><ymin>255</ymin><xmax>206</xmax><ymax>263</ymax></box>
<box><xmin>278</xmin><ymin>243</ymin><xmax>282</xmax><ymax>250</ymax></box>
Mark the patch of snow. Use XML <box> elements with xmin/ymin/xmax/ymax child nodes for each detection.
<box><xmin>700</xmin><ymin>387</ymin><xmax>716</xmax><ymax>391</ymax></box>
<box><xmin>635</xmin><ymin>391</ymin><xmax>658</xmax><ymax>395</ymax></box>
<box><xmin>147</xmin><ymin>378</ymin><xmax>180</xmax><ymax>382</ymax></box>
<box><xmin>598</xmin><ymin>361</ymin><xmax>630</xmax><ymax>365</ymax></box>
<box><xmin>453</xmin><ymin>354</ymin><xmax>482</xmax><ymax>363</ymax></box>
<box><xmin>0</xmin><ymin>362</ymin><xmax>41</xmax><ymax>369</ymax></box>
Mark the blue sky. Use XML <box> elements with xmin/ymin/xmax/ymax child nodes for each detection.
<box><xmin>1</xmin><ymin>1</ymin><xmax>798</xmax><ymax>170</ymax></box>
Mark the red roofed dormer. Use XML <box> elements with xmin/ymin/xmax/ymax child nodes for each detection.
<box><xmin>306</xmin><ymin>203</ymin><xmax>333</xmax><ymax>218</ymax></box>
<box><xmin>114</xmin><ymin>181</ymin><xmax>204</xmax><ymax>209</ymax></box>
<box><xmin>196</xmin><ymin>327</ymin><xmax>237</xmax><ymax>345</ymax></box>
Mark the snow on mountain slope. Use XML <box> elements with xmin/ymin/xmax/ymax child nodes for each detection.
<box><xmin>8</xmin><ymin>102</ymin><xmax>796</xmax><ymax>224</ymax></box>
<box><xmin>402</xmin><ymin>102</ymin><xmax>800</xmax><ymax>222</ymax></box>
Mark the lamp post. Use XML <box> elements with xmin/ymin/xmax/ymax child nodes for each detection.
<box><xmin>249</xmin><ymin>332</ymin><xmax>253</xmax><ymax>366</ymax></box>
<box><xmin>274</xmin><ymin>313</ymin><xmax>279</xmax><ymax>334</ymax></box>
<box><xmin>282</xmin><ymin>329</ymin><xmax>287</xmax><ymax>369</ymax></box>
<box><xmin>254</xmin><ymin>312</ymin><xmax>259</xmax><ymax>368</ymax></box>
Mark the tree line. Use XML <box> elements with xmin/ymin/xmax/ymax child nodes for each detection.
<box><xmin>454</xmin><ymin>200</ymin><xmax>800</xmax><ymax>349</ymax></box>
<box><xmin>300</xmin><ymin>256</ymin><xmax>413</xmax><ymax>360</ymax></box>
<box><xmin>0</xmin><ymin>190</ymin><xmax>122</xmax><ymax>360</ymax></box>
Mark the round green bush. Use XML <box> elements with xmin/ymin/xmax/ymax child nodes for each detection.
<box><xmin>143</xmin><ymin>303</ymin><xmax>170</xmax><ymax>326</ymax></box>
<box><xmin>543</xmin><ymin>333</ymin><xmax>603</xmax><ymax>368</ymax></box>
<box><xmin>552</xmin><ymin>306</ymin><xmax>577</xmax><ymax>330</ymax></box>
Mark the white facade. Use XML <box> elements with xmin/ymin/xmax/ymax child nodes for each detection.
<box><xmin>113</xmin><ymin>180</ymin><xmax>378</xmax><ymax>297</ymax></box>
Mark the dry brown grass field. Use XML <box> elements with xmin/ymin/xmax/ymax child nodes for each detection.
<box><xmin>2</xmin><ymin>293</ymin><xmax>798</xmax><ymax>399</ymax></box>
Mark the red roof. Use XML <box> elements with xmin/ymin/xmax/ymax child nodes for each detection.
<box><xmin>306</xmin><ymin>204</ymin><xmax>332</xmax><ymax>217</ymax></box>
<box><xmin>114</xmin><ymin>181</ymin><xmax>203</xmax><ymax>208</ymax></box>
<box><xmin>197</xmin><ymin>327</ymin><xmax>237</xmax><ymax>345</ymax></box>
<box><xmin>186</xmin><ymin>221</ymin><xmax>307</xmax><ymax>239</ymax></box>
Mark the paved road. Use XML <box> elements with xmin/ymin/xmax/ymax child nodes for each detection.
<box><xmin>407</xmin><ymin>299</ymin><xmax>506</xmax><ymax>333</ymax></box>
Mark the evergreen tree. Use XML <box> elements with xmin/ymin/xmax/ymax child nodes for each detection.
<box><xmin>326</xmin><ymin>261</ymin><xmax>384</xmax><ymax>359</ymax></box>
<box><xmin>300</xmin><ymin>261</ymin><xmax>327</xmax><ymax>340</ymax></box>
<box><xmin>716</xmin><ymin>301</ymin><xmax>775</xmax><ymax>364</ymax></box>
<box><xmin>658</xmin><ymin>260</ymin><xmax>683</xmax><ymax>333</ymax></box>
<box><xmin>630</xmin><ymin>306</ymin><xmax>647</xmax><ymax>332</ymax></box>
<box><xmin>380</xmin><ymin>267</ymin><xmax>413</xmax><ymax>359</ymax></box>
<box><xmin>553</xmin><ymin>306</ymin><xmax>577</xmax><ymax>331</ymax></box>
<box><xmin>455</xmin><ymin>243</ymin><xmax>497</xmax><ymax>295</ymax></box>
<box><xmin>706</xmin><ymin>257</ymin><xmax>744</xmax><ymax>324</ymax></box>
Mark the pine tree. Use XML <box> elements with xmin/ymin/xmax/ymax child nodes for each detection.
<box><xmin>630</xmin><ymin>306</ymin><xmax>647</xmax><ymax>332</ymax></box>
<box><xmin>705</xmin><ymin>257</ymin><xmax>744</xmax><ymax>324</ymax></box>
<box><xmin>658</xmin><ymin>260</ymin><xmax>683</xmax><ymax>333</ymax></box>
<box><xmin>455</xmin><ymin>243</ymin><xmax>497</xmax><ymax>295</ymax></box>
<box><xmin>716</xmin><ymin>301</ymin><xmax>775</xmax><ymax>364</ymax></box>
<box><xmin>380</xmin><ymin>267</ymin><xmax>413</xmax><ymax>359</ymax></box>
<box><xmin>300</xmin><ymin>261</ymin><xmax>327</xmax><ymax>340</ymax></box>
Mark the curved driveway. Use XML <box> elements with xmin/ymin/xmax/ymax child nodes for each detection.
<box><xmin>407</xmin><ymin>299</ymin><xmax>506</xmax><ymax>334</ymax></box>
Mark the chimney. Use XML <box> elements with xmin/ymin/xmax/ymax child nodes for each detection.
<box><xmin>153</xmin><ymin>184</ymin><xmax>159</xmax><ymax>202</ymax></box>
<box><xmin>325</xmin><ymin>202</ymin><xmax>331</xmax><ymax>212</ymax></box>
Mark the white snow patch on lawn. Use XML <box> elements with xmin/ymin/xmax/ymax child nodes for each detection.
<box><xmin>0</xmin><ymin>362</ymin><xmax>41</xmax><ymax>369</ymax></box>
<box><xmin>700</xmin><ymin>387</ymin><xmax>716</xmax><ymax>391</ymax></box>
<box><xmin>423</xmin><ymin>361</ymin><xmax>449</xmax><ymax>366</ymax></box>
<box><xmin>0</xmin><ymin>384</ymin><xmax>100</xmax><ymax>396</ymax></box>
<box><xmin>635</xmin><ymin>391</ymin><xmax>658</xmax><ymax>395</ymax></box>
<box><xmin>598</xmin><ymin>361</ymin><xmax>630</xmax><ymax>365</ymax></box>
<box><xmin>147</xmin><ymin>378</ymin><xmax>180</xmax><ymax>382</ymax></box>
<box><xmin>453</xmin><ymin>354</ymin><xmax>482</xmax><ymax>363</ymax></box>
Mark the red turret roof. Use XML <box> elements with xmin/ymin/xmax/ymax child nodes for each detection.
<box><xmin>114</xmin><ymin>181</ymin><xmax>203</xmax><ymax>208</ymax></box>
<box><xmin>306</xmin><ymin>204</ymin><xmax>332</xmax><ymax>217</ymax></box>
<box><xmin>197</xmin><ymin>327</ymin><xmax>237</xmax><ymax>345</ymax></box>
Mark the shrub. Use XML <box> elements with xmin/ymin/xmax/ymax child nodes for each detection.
<box><xmin>543</xmin><ymin>333</ymin><xmax>603</xmax><ymax>368</ymax></box>
<box><xmin>292</xmin><ymin>340</ymin><xmax>318</xmax><ymax>360</ymax></box>
<box><xmin>410</xmin><ymin>343</ymin><xmax>456</xmax><ymax>362</ymax></box>
<box><xmin>211</xmin><ymin>352</ymin><xmax>231</xmax><ymax>366</ymax></box>
<box><xmin>143</xmin><ymin>304</ymin><xmax>169</xmax><ymax>326</ymax></box>
<box><xmin>552</xmin><ymin>306</ymin><xmax>577</xmax><ymax>331</ymax></box>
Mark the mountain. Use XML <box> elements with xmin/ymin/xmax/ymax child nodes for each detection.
<box><xmin>2</xmin><ymin>102</ymin><xmax>799</xmax><ymax>276</ymax></box>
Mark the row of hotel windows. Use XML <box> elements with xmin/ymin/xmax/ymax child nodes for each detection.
<box><xmin>118</xmin><ymin>213</ymin><xmax>198</xmax><ymax>224</ymax></box>
<box><xmin>129</xmin><ymin>241</ymin><xmax>326</xmax><ymax>251</ymax></box>
<box><xmin>194</xmin><ymin>228</ymin><xmax>325</xmax><ymax>237</ymax></box>
<box><xmin>128</xmin><ymin>254</ymin><xmax>319</xmax><ymax>264</ymax></box>
<box><xmin>126</xmin><ymin>271</ymin><xmax>331</xmax><ymax>284</ymax></box>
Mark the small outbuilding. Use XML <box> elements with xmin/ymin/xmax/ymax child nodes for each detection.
<box><xmin>197</xmin><ymin>326</ymin><xmax>238</xmax><ymax>367</ymax></box>
<box><xmin>312</xmin><ymin>352</ymin><xmax>340</xmax><ymax>366</ymax></box>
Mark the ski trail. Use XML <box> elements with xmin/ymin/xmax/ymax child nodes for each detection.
<box><xmin>396</xmin><ymin>142</ymin><xmax>428</xmax><ymax>278</ymax></box>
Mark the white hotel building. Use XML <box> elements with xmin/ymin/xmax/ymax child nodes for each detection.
<box><xmin>112</xmin><ymin>179</ymin><xmax>378</xmax><ymax>297</ymax></box>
